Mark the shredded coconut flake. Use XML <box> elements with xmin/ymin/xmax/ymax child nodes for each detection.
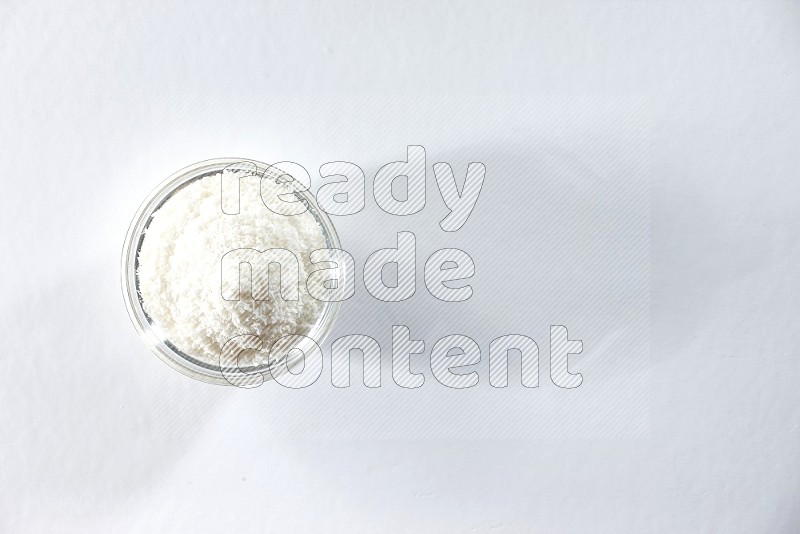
<box><xmin>137</xmin><ymin>172</ymin><xmax>326</xmax><ymax>365</ymax></box>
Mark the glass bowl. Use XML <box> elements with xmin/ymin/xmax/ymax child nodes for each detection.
<box><xmin>121</xmin><ymin>158</ymin><xmax>342</xmax><ymax>385</ymax></box>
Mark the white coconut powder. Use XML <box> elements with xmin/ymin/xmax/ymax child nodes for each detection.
<box><xmin>137</xmin><ymin>172</ymin><xmax>326</xmax><ymax>366</ymax></box>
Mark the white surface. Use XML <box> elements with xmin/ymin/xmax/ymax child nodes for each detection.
<box><xmin>2</xmin><ymin>1</ymin><xmax>800</xmax><ymax>532</ymax></box>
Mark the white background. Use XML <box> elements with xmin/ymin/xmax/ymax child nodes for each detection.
<box><xmin>2</xmin><ymin>1</ymin><xmax>800</xmax><ymax>532</ymax></box>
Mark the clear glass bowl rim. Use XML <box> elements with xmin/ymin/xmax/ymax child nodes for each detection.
<box><xmin>121</xmin><ymin>157</ymin><xmax>343</xmax><ymax>385</ymax></box>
